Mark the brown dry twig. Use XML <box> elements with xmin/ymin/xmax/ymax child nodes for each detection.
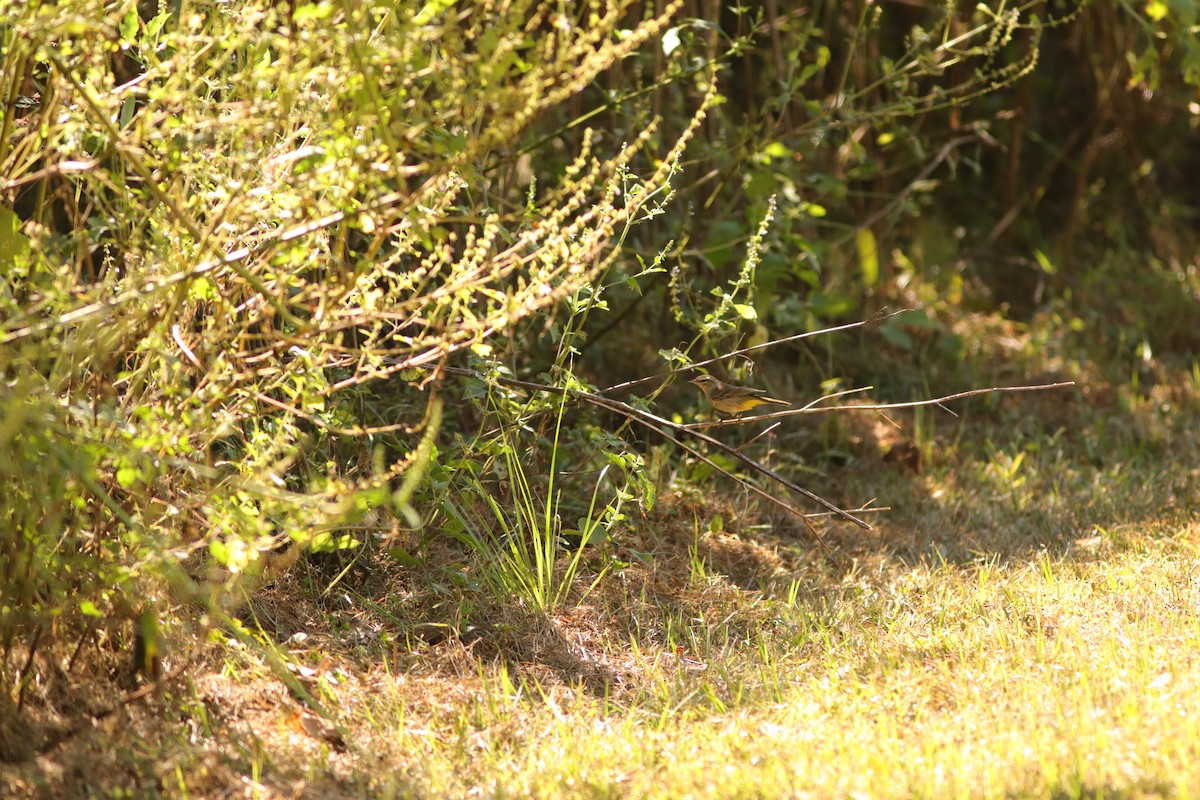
<box><xmin>434</xmin><ymin>367</ymin><xmax>1074</xmax><ymax>544</ymax></box>
<box><xmin>597</xmin><ymin>308</ymin><xmax>910</xmax><ymax>396</ymax></box>
<box><xmin>438</xmin><ymin>366</ymin><xmax>873</xmax><ymax>541</ymax></box>
<box><xmin>684</xmin><ymin>382</ymin><xmax>1077</xmax><ymax>431</ymax></box>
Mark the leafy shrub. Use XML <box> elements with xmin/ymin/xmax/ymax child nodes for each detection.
<box><xmin>0</xmin><ymin>0</ymin><xmax>707</xmax><ymax>683</ymax></box>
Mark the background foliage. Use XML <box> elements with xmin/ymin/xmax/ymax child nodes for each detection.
<box><xmin>2</xmin><ymin>0</ymin><xmax>1198</xmax><ymax>739</ymax></box>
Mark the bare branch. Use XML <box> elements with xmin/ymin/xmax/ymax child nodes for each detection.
<box><xmin>439</xmin><ymin>366</ymin><xmax>872</xmax><ymax>532</ymax></box>
<box><xmin>596</xmin><ymin>308</ymin><xmax>913</xmax><ymax>396</ymax></box>
<box><xmin>685</xmin><ymin>381</ymin><xmax>1076</xmax><ymax>430</ymax></box>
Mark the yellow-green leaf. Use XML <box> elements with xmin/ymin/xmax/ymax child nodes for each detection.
<box><xmin>857</xmin><ymin>228</ymin><xmax>880</xmax><ymax>288</ymax></box>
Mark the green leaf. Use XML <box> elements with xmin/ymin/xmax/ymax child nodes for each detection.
<box><xmin>762</xmin><ymin>142</ymin><xmax>791</xmax><ymax>159</ymax></box>
<box><xmin>209</xmin><ymin>539</ymin><xmax>231</xmax><ymax>566</ymax></box>
<box><xmin>189</xmin><ymin>276</ymin><xmax>216</xmax><ymax>301</ymax></box>
<box><xmin>893</xmin><ymin>309</ymin><xmax>939</xmax><ymax>330</ymax></box>
<box><xmin>119</xmin><ymin>9</ymin><xmax>138</xmax><ymax>42</ymax></box>
<box><xmin>120</xmin><ymin>96</ymin><xmax>137</xmax><ymax>129</ymax></box>
<box><xmin>80</xmin><ymin>600</ymin><xmax>103</xmax><ymax>618</ymax></box>
<box><xmin>575</xmin><ymin>527</ymin><xmax>610</xmax><ymax>546</ymax></box>
<box><xmin>1033</xmin><ymin>248</ymin><xmax>1057</xmax><ymax>275</ymax></box>
<box><xmin>145</xmin><ymin>11</ymin><xmax>170</xmax><ymax>37</ymax></box>
<box><xmin>385</xmin><ymin>547</ymin><xmax>420</xmax><ymax>567</ymax></box>
<box><xmin>116</xmin><ymin>466</ymin><xmax>140</xmax><ymax>488</ymax></box>
<box><xmin>625</xmin><ymin>549</ymin><xmax>654</xmax><ymax>565</ymax></box>
<box><xmin>307</xmin><ymin>532</ymin><xmax>362</xmax><ymax>553</ymax></box>
<box><xmin>414</xmin><ymin>0</ymin><xmax>459</xmax><ymax>26</ymax></box>
<box><xmin>857</xmin><ymin>228</ymin><xmax>879</xmax><ymax>288</ymax></box>
<box><xmin>292</xmin><ymin>2</ymin><xmax>334</xmax><ymax>21</ymax></box>
<box><xmin>0</xmin><ymin>206</ymin><xmax>32</xmax><ymax>273</ymax></box>
<box><xmin>881</xmin><ymin>323</ymin><xmax>913</xmax><ymax>350</ymax></box>
<box><xmin>809</xmin><ymin>292</ymin><xmax>854</xmax><ymax>318</ymax></box>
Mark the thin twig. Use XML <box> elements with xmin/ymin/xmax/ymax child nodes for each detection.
<box><xmin>252</xmin><ymin>391</ymin><xmax>420</xmax><ymax>436</ymax></box>
<box><xmin>580</xmin><ymin>393</ymin><xmax>836</xmax><ymax>548</ymax></box>
<box><xmin>833</xmin><ymin>136</ymin><xmax>982</xmax><ymax>248</ymax></box>
<box><xmin>738</xmin><ymin>421</ymin><xmax>782</xmax><ymax>453</ymax></box>
<box><xmin>596</xmin><ymin>308</ymin><xmax>911</xmax><ymax>396</ymax></box>
<box><xmin>684</xmin><ymin>381</ymin><xmax>1076</xmax><ymax>430</ymax></box>
<box><xmin>608</xmin><ymin>406</ymin><xmax>833</xmax><ymax>549</ymax></box>
<box><xmin>440</xmin><ymin>366</ymin><xmax>871</xmax><ymax>532</ymax></box>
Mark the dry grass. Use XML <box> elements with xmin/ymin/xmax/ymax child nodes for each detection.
<box><xmin>6</xmin><ymin>362</ymin><xmax>1200</xmax><ymax>799</ymax></box>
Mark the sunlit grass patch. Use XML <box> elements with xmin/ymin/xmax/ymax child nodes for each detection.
<box><xmin>332</xmin><ymin>536</ymin><xmax>1200</xmax><ymax>799</ymax></box>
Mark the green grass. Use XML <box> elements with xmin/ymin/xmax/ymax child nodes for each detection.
<box><xmin>192</xmin><ymin>537</ymin><xmax>1200</xmax><ymax>800</ymax></box>
<box><xmin>6</xmin><ymin>1</ymin><xmax>1200</xmax><ymax>796</ymax></box>
<box><xmin>8</xmin><ymin>359</ymin><xmax>1200</xmax><ymax>799</ymax></box>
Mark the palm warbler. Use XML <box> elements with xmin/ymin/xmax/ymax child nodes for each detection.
<box><xmin>689</xmin><ymin>374</ymin><xmax>791</xmax><ymax>415</ymax></box>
